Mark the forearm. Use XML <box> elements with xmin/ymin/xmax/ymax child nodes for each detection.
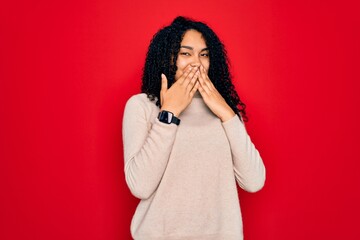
<box><xmin>123</xmin><ymin>117</ymin><xmax>178</xmax><ymax>199</ymax></box>
<box><xmin>221</xmin><ymin>115</ymin><xmax>266</xmax><ymax>193</ymax></box>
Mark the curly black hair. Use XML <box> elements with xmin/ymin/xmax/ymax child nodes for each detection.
<box><xmin>141</xmin><ymin>16</ymin><xmax>248</xmax><ymax>122</ymax></box>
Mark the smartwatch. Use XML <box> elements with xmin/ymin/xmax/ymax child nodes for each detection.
<box><xmin>158</xmin><ymin>110</ymin><xmax>181</xmax><ymax>125</ymax></box>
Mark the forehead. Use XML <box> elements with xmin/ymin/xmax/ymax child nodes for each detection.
<box><xmin>180</xmin><ymin>30</ymin><xmax>207</xmax><ymax>48</ymax></box>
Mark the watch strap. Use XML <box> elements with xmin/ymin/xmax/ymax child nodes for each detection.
<box><xmin>158</xmin><ymin>110</ymin><xmax>181</xmax><ymax>125</ymax></box>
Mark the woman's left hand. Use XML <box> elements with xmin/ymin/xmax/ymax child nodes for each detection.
<box><xmin>197</xmin><ymin>64</ymin><xmax>236</xmax><ymax>122</ymax></box>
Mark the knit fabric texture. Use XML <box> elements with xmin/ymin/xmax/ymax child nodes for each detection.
<box><xmin>122</xmin><ymin>91</ymin><xmax>266</xmax><ymax>240</ymax></box>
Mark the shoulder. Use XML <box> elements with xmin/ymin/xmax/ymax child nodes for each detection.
<box><xmin>125</xmin><ymin>93</ymin><xmax>158</xmax><ymax>107</ymax></box>
<box><xmin>125</xmin><ymin>93</ymin><xmax>147</xmax><ymax>104</ymax></box>
<box><xmin>124</xmin><ymin>93</ymin><xmax>159</xmax><ymax>116</ymax></box>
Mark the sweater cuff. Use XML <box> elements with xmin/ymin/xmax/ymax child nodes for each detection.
<box><xmin>154</xmin><ymin>116</ymin><xmax>179</xmax><ymax>130</ymax></box>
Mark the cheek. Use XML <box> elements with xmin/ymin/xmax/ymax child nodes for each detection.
<box><xmin>175</xmin><ymin>58</ymin><xmax>188</xmax><ymax>79</ymax></box>
<box><xmin>200</xmin><ymin>58</ymin><xmax>210</xmax><ymax>71</ymax></box>
<box><xmin>203</xmin><ymin>62</ymin><xmax>210</xmax><ymax>74</ymax></box>
<box><xmin>176</xmin><ymin>58</ymin><xmax>188</xmax><ymax>70</ymax></box>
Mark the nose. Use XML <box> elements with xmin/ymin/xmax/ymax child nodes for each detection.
<box><xmin>190</xmin><ymin>58</ymin><xmax>201</xmax><ymax>68</ymax></box>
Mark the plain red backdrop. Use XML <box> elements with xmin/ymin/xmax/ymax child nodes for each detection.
<box><xmin>1</xmin><ymin>0</ymin><xmax>359</xmax><ymax>239</ymax></box>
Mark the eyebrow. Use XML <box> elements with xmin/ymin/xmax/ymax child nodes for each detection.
<box><xmin>180</xmin><ymin>46</ymin><xmax>209</xmax><ymax>52</ymax></box>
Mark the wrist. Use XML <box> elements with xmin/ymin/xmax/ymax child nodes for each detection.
<box><xmin>158</xmin><ymin>110</ymin><xmax>181</xmax><ymax>125</ymax></box>
<box><xmin>160</xmin><ymin>107</ymin><xmax>180</xmax><ymax>117</ymax></box>
<box><xmin>219</xmin><ymin>109</ymin><xmax>236</xmax><ymax>122</ymax></box>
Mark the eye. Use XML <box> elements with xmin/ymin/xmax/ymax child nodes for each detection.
<box><xmin>200</xmin><ymin>53</ymin><xmax>209</xmax><ymax>57</ymax></box>
<box><xmin>180</xmin><ymin>52</ymin><xmax>191</xmax><ymax>56</ymax></box>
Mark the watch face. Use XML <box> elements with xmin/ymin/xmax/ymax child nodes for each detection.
<box><xmin>159</xmin><ymin>111</ymin><xmax>173</xmax><ymax>124</ymax></box>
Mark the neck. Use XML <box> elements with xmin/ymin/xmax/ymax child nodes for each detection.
<box><xmin>193</xmin><ymin>90</ymin><xmax>202</xmax><ymax>98</ymax></box>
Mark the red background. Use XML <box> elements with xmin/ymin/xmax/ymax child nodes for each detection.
<box><xmin>1</xmin><ymin>0</ymin><xmax>359</xmax><ymax>239</ymax></box>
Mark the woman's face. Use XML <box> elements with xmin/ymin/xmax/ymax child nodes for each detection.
<box><xmin>175</xmin><ymin>29</ymin><xmax>210</xmax><ymax>81</ymax></box>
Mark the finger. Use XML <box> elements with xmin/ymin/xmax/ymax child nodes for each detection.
<box><xmin>160</xmin><ymin>74</ymin><xmax>168</xmax><ymax>105</ymax></box>
<box><xmin>199</xmin><ymin>64</ymin><xmax>207</xmax><ymax>80</ymax></box>
<box><xmin>198</xmin><ymin>69</ymin><xmax>211</xmax><ymax>95</ymax></box>
<box><xmin>176</xmin><ymin>64</ymin><xmax>192</xmax><ymax>84</ymax></box>
<box><xmin>178</xmin><ymin>65</ymin><xmax>196</xmax><ymax>84</ymax></box>
<box><xmin>161</xmin><ymin>73</ymin><xmax>168</xmax><ymax>91</ymax></box>
<box><xmin>197</xmin><ymin>81</ymin><xmax>206</xmax><ymax>96</ymax></box>
<box><xmin>186</xmin><ymin>69</ymin><xmax>199</xmax><ymax>93</ymax></box>
<box><xmin>181</xmin><ymin>66</ymin><xmax>198</xmax><ymax>86</ymax></box>
<box><xmin>189</xmin><ymin>81</ymin><xmax>200</xmax><ymax>97</ymax></box>
<box><xmin>200</xmin><ymin>65</ymin><xmax>214</xmax><ymax>90</ymax></box>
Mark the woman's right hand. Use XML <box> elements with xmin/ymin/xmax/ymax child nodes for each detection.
<box><xmin>160</xmin><ymin>65</ymin><xmax>200</xmax><ymax>117</ymax></box>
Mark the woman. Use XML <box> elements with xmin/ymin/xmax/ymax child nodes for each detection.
<box><xmin>122</xmin><ymin>16</ymin><xmax>266</xmax><ymax>240</ymax></box>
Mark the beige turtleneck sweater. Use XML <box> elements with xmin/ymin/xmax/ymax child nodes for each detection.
<box><xmin>122</xmin><ymin>91</ymin><xmax>266</xmax><ymax>240</ymax></box>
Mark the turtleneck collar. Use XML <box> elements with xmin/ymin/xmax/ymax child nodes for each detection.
<box><xmin>180</xmin><ymin>91</ymin><xmax>217</xmax><ymax>120</ymax></box>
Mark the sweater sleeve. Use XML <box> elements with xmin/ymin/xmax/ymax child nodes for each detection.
<box><xmin>122</xmin><ymin>95</ymin><xmax>179</xmax><ymax>200</ymax></box>
<box><xmin>221</xmin><ymin>114</ymin><xmax>266</xmax><ymax>193</ymax></box>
